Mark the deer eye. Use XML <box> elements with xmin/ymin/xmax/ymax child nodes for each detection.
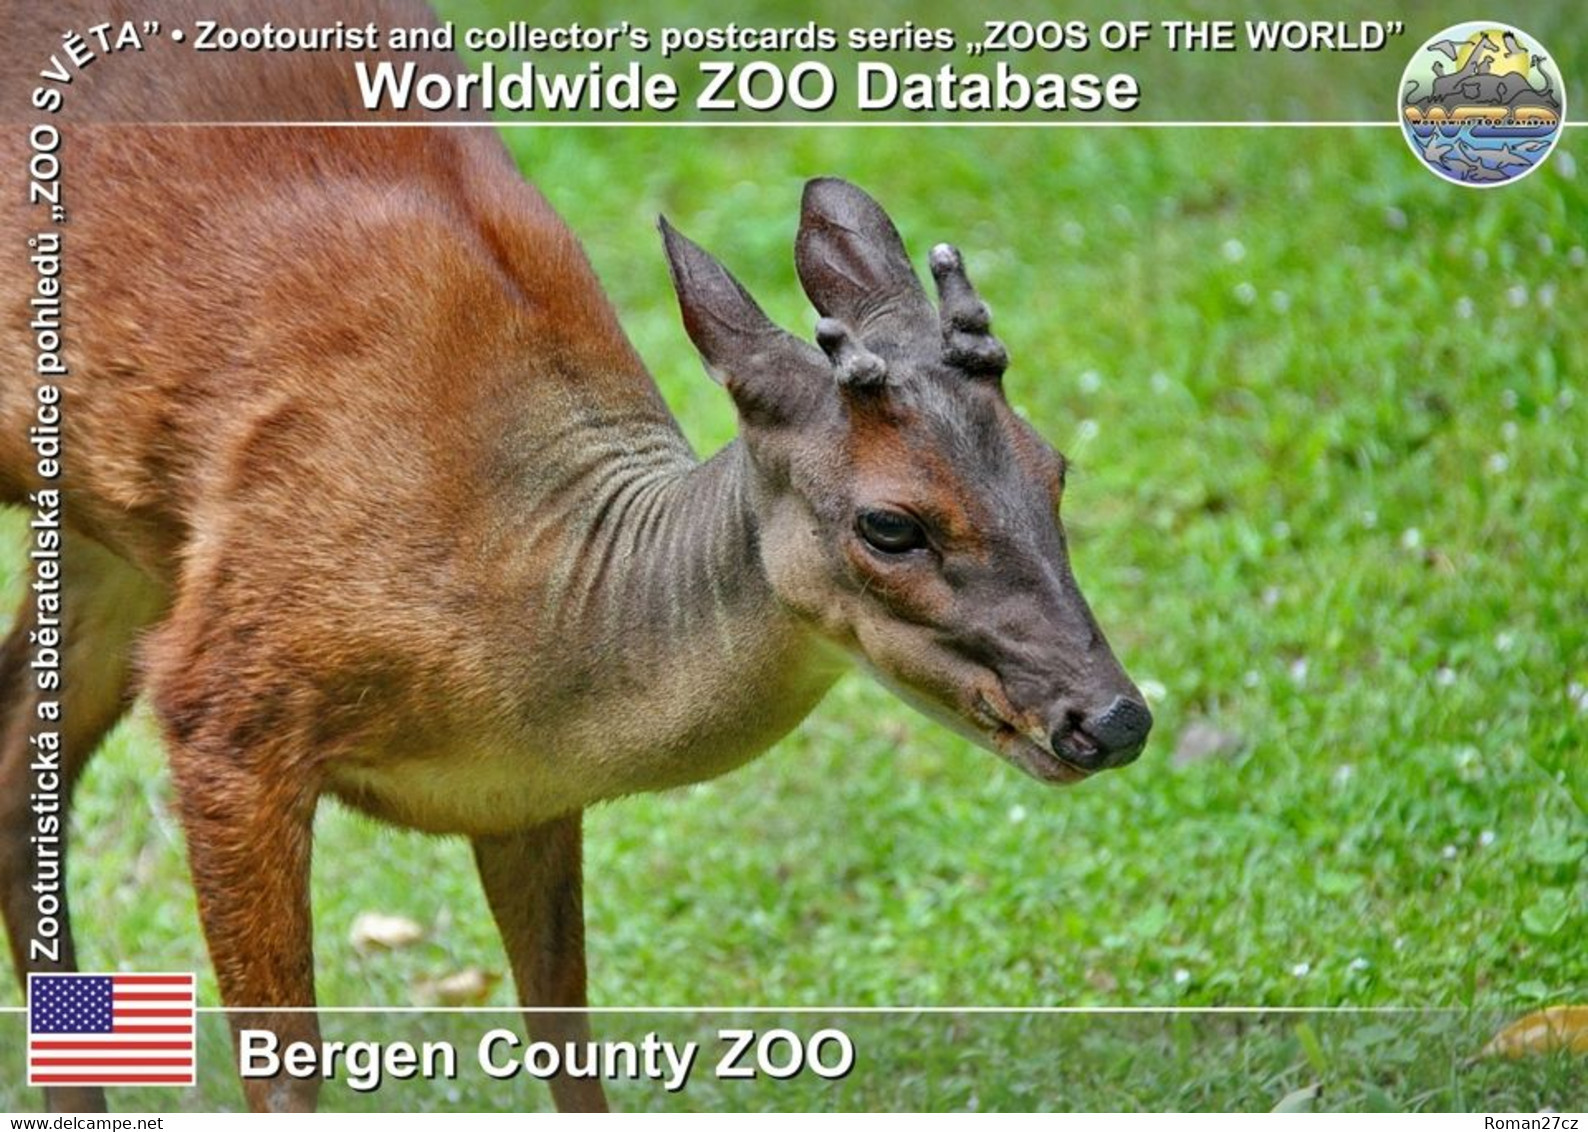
<box><xmin>857</xmin><ymin>509</ymin><xmax>927</xmax><ymax>554</ymax></box>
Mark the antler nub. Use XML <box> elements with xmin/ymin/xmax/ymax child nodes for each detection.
<box><xmin>929</xmin><ymin>243</ymin><xmax>1008</xmax><ymax>378</ymax></box>
<box><xmin>815</xmin><ymin>317</ymin><xmax>888</xmax><ymax>390</ymax></box>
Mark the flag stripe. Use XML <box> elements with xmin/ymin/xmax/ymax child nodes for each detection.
<box><xmin>32</xmin><ymin>1041</ymin><xmax>192</xmax><ymax>1050</ymax></box>
<box><xmin>112</xmin><ymin>992</ymin><xmax>194</xmax><ymax>1002</ymax></box>
<box><xmin>112</xmin><ymin>1016</ymin><xmax>191</xmax><ymax>1021</ymax></box>
<box><xmin>111</xmin><ymin>1025</ymin><xmax>193</xmax><ymax>1034</ymax></box>
<box><xmin>33</xmin><ymin>1057</ymin><xmax>195</xmax><ymax>1066</ymax></box>
<box><xmin>31</xmin><ymin>1074</ymin><xmax>195</xmax><ymax>1085</ymax></box>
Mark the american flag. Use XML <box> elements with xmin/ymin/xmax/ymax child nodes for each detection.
<box><xmin>27</xmin><ymin>973</ymin><xmax>196</xmax><ymax>1087</ymax></box>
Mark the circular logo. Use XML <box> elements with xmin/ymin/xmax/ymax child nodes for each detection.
<box><xmin>1400</xmin><ymin>22</ymin><xmax>1565</xmax><ymax>187</ymax></box>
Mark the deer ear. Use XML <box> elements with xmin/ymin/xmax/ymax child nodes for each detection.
<box><xmin>659</xmin><ymin>217</ymin><xmax>824</xmax><ymax>422</ymax></box>
<box><xmin>795</xmin><ymin>178</ymin><xmax>936</xmax><ymax>344</ymax></box>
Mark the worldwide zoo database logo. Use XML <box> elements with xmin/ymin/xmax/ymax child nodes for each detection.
<box><xmin>1400</xmin><ymin>21</ymin><xmax>1564</xmax><ymax>187</ymax></box>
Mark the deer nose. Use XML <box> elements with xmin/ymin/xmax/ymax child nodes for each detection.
<box><xmin>1052</xmin><ymin>696</ymin><xmax>1153</xmax><ymax>771</ymax></box>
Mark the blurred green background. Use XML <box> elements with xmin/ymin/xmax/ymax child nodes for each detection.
<box><xmin>3</xmin><ymin>1</ymin><xmax>1587</xmax><ymax>1113</ymax></box>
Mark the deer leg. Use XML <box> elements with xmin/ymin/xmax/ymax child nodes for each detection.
<box><xmin>146</xmin><ymin>605</ymin><xmax>324</xmax><ymax>1113</ymax></box>
<box><xmin>160</xmin><ymin>732</ymin><xmax>322</xmax><ymax>1112</ymax></box>
<box><xmin>0</xmin><ymin>536</ymin><xmax>163</xmax><ymax>1113</ymax></box>
<box><xmin>474</xmin><ymin>812</ymin><xmax>609</xmax><ymax>1113</ymax></box>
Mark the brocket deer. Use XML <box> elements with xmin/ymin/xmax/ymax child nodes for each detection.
<box><xmin>0</xmin><ymin>0</ymin><xmax>1150</xmax><ymax>1112</ymax></box>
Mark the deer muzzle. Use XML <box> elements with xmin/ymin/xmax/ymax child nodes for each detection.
<box><xmin>1051</xmin><ymin>695</ymin><xmax>1153</xmax><ymax>771</ymax></box>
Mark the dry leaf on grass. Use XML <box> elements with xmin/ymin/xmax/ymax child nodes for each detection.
<box><xmin>1172</xmin><ymin>720</ymin><xmax>1246</xmax><ymax>766</ymax></box>
<box><xmin>413</xmin><ymin>967</ymin><xmax>501</xmax><ymax>1006</ymax></box>
<box><xmin>1477</xmin><ymin>1005</ymin><xmax>1588</xmax><ymax>1059</ymax></box>
<box><xmin>348</xmin><ymin>911</ymin><xmax>426</xmax><ymax>954</ymax></box>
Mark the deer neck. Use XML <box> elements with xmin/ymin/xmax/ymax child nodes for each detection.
<box><xmin>494</xmin><ymin>415</ymin><xmax>848</xmax><ymax>787</ymax></box>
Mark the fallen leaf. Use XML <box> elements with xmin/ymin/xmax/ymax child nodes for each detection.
<box><xmin>1172</xmin><ymin>720</ymin><xmax>1245</xmax><ymax>766</ymax></box>
<box><xmin>1271</xmin><ymin>1083</ymin><xmax>1322</xmax><ymax>1112</ymax></box>
<box><xmin>1477</xmin><ymin>1006</ymin><xmax>1588</xmax><ymax>1059</ymax></box>
<box><xmin>349</xmin><ymin>911</ymin><xmax>426</xmax><ymax>954</ymax></box>
<box><xmin>414</xmin><ymin>967</ymin><xmax>501</xmax><ymax>1006</ymax></box>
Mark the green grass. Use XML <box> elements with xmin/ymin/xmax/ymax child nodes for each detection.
<box><xmin>2</xmin><ymin>122</ymin><xmax>1585</xmax><ymax>1111</ymax></box>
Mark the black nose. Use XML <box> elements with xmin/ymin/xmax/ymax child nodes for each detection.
<box><xmin>1052</xmin><ymin>696</ymin><xmax>1153</xmax><ymax>771</ymax></box>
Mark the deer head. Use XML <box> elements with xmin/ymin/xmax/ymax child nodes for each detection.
<box><xmin>660</xmin><ymin>178</ymin><xmax>1150</xmax><ymax>783</ymax></box>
